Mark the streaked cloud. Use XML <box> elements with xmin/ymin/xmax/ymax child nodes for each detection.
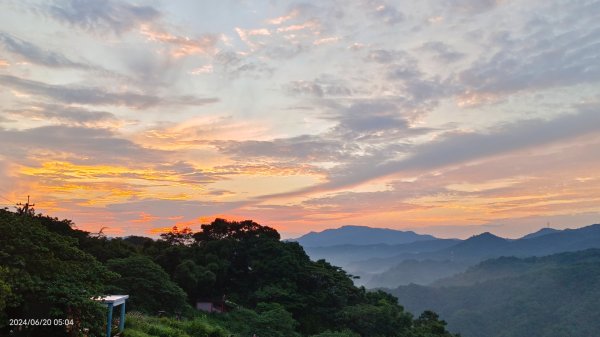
<box><xmin>0</xmin><ymin>125</ymin><xmax>165</xmax><ymax>165</ymax></box>
<box><xmin>0</xmin><ymin>0</ymin><xmax>598</xmax><ymax>238</ymax></box>
<box><xmin>4</xmin><ymin>103</ymin><xmax>125</xmax><ymax>127</ymax></box>
<box><xmin>44</xmin><ymin>0</ymin><xmax>160</xmax><ymax>35</ymax></box>
<box><xmin>0</xmin><ymin>32</ymin><xmax>89</xmax><ymax>69</ymax></box>
<box><xmin>262</xmin><ymin>108</ymin><xmax>600</xmax><ymax>197</ymax></box>
<box><xmin>0</xmin><ymin>74</ymin><xmax>219</xmax><ymax>108</ymax></box>
<box><xmin>139</xmin><ymin>24</ymin><xmax>218</xmax><ymax>57</ymax></box>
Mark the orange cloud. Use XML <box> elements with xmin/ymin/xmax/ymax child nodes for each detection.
<box><xmin>456</xmin><ymin>90</ymin><xmax>500</xmax><ymax>107</ymax></box>
<box><xmin>131</xmin><ymin>212</ymin><xmax>160</xmax><ymax>223</ymax></box>
<box><xmin>190</xmin><ymin>64</ymin><xmax>213</xmax><ymax>75</ymax></box>
<box><xmin>16</xmin><ymin>161</ymin><xmax>214</xmax><ymax>207</ymax></box>
<box><xmin>139</xmin><ymin>24</ymin><xmax>217</xmax><ymax>57</ymax></box>
<box><xmin>313</xmin><ymin>36</ymin><xmax>340</xmax><ymax>45</ymax></box>
<box><xmin>148</xmin><ymin>226</ymin><xmax>175</xmax><ymax>235</ymax></box>
<box><xmin>266</xmin><ymin>9</ymin><xmax>299</xmax><ymax>25</ymax></box>
<box><xmin>276</xmin><ymin>20</ymin><xmax>319</xmax><ymax>33</ymax></box>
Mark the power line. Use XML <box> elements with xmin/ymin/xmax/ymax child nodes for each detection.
<box><xmin>0</xmin><ymin>185</ymin><xmax>17</xmax><ymax>204</ymax></box>
<box><xmin>0</xmin><ymin>194</ymin><xmax>14</xmax><ymax>204</ymax></box>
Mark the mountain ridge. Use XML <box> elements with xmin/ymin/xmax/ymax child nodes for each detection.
<box><xmin>346</xmin><ymin>223</ymin><xmax>600</xmax><ymax>287</ymax></box>
<box><xmin>291</xmin><ymin>225</ymin><xmax>437</xmax><ymax>247</ymax></box>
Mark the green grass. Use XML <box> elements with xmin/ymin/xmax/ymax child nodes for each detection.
<box><xmin>123</xmin><ymin>312</ymin><xmax>230</xmax><ymax>337</ymax></box>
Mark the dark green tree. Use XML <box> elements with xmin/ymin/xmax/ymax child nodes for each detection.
<box><xmin>412</xmin><ymin>311</ymin><xmax>455</xmax><ymax>337</ymax></box>
<box><xmin>0</xmin><ymin>209</ymin><xmax>115</xmax><ymax>336</ymax></box>
<box><xmin>219</xmin><ymin>302</ymin><xmax>300</xmax><ymax>337</ymax></box>
<box><xmin>160</xmin><ymin>226</ymin><xmax>195</xmax><ymax>246</ymax></box>
<box><xmin>105</xmin><ymin>255</ymin><xmax>189</xmax><ymax>315</ymax></box>
<box><xmin>173</xmin><ymin>259</ymin><xmax>216</xmax><ymax>301</ymax></box>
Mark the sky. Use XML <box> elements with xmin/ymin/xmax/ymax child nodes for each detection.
<box><xmin>0</xmin><ymin>0</ymin><xmax>599</xmax><ymax>239</ymax></box>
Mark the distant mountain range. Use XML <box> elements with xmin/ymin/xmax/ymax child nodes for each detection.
<box><xmin>295</xmin><ymin>223</ymin><xmax>600</xmax><ymax>288</ymax></box>
<box><xmin>302</xmin><ymin>239</ymin><xmax>460</xmax><ymax>268</ymax></box>
<box><xmin>292</xmin><ymin>225</ymin><xmax>436</xmax><ymax>247</ymax></box>
<box><xmin>520</xmin><ymin>227</ymin><xmax>560</xmax><ymax>239</ymax></box>
<box><xmin>386</xmin><ymin>249</ymin><xmax>600</xmax><ymax>337</ymax></box>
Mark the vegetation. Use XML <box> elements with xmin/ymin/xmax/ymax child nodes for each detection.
<box><xmin>0</xmin><ymin>209</ymin><xmax>115</xmax><ymax>336</ymax></box>
<box><xmin>387</xmin><ymin>250</ymin><xmax>600</xmax><ymax>337</ymax></box>
<box><xmin>1</xmin><ymin>209</ymin><xmax>458</xmax><ymax>336</ymax></box>
<box><xmin>105</xmin><ymin>256</ymin><xmax>189</xmax><ymax>315</ymax></box>
<box><xmin>124</xmin><ymin>312</ymin><xmax>229</xmax><ymax>337</ymax></box>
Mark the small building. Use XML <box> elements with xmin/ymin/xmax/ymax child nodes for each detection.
<box><xmin>93</xmin><ymin>295</ymin><xmax>129</xmax><ymax>337</ymax></box>
<box><xmin>196</xmin><ymin>297</ymin><xmax>232</xmax><ymax>313</ymax></box>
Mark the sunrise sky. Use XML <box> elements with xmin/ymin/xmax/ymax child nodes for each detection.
<box><xmin>0</xmin><ymin>0</ymin><xmax>599</xmax><ymax>239</ymax></box>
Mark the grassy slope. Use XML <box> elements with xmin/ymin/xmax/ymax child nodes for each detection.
<box><xmin>123</xmin><ymin>313</ymin><xmax>230</xmax><ymax>337</ymax></box>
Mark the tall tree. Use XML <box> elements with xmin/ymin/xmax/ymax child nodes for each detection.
<box><xmin>0</xmin><ymin>209</ymin><xmax>115</xmax><ymax>336</ymax></box>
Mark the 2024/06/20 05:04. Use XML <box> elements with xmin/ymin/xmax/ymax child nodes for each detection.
<box><xmin>8</xmin><ymin>318</ymin><xmax>74</xmax><ymax>326</ymax></box>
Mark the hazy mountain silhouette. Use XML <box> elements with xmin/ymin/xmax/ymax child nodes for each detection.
<box><xmin>439</xmin><ymin>232</ymin><xmax>510</xmax><ymax>260</ymax></box>
<box><xmin>292</xmin><ymin>225</ymin><xmax>436</xmax><ymax>247</ymax></box>
<box><xmin>367</xmin><ymin>259</ymin><xmax>471</xmax><ymax>288</ymax></box>
<box><xmin>303</xmin><ymin>239</ymin><xmax>460</xmax><ymax>267</ymax></box>
<box><xmin>346</xmin><ymin>224</ymin><xmax>600</xmax><ymax>288</ymax></box>
<box><xmin>520</xmin><ymin>227</ymin><xmax>560</xmax><ymax>239</ymax></box>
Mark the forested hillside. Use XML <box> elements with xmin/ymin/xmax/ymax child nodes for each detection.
<box><xmin>0</xmin><ymin>209</ymin><xmax>457</xmax><ymax>337</ymax></box>
<box><xmin>387</xmin><ymin>250</ymin><xmax>600</xmax><ymax>337</ymax></box>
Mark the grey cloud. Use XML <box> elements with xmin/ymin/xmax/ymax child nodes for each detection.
<box><xmin>459</xmin><ymin>20</ymin><xmax>600</xmax><ymax>96</ymax></box>
<box><xmin>369</xmin><ymin>2</ymin><xmax>404</xmax><ymax>25</ymax></box>
<box><xmin>217</xmin><ymin>99</ymin><xmax>433</xmax><ymax>163</ymax></box>
<box><xmin>265</xmin><ymin>107</ymin><xmax>600</xmax><ymax>197</ymax></box>
<box><xmin>217</xmin><ymin>134</ymin><xmax>355</xmax><ymax>161</ymax></box>
<box><xmin>264</xmin><ymin>43</ymin><xmax>307</xmax><ymax>60</ymax></box>
<box><xmin>420</xmin><ymin>41</ymin><xmax>465</xmax><ymax>63</ymax></box>
<box><xmin>0</xmin><ymin>125</ymin><xmax>165</xmax><ymax>165</ymax></box>
<box><xmin>335</xmin><ymin>109</ymin><xmax>600</xmax><ymax>188</ymax></box>
<box><xmin>330</xmin><ymin>101</ymin><xmax>417</xmax><ymax>135</ymax></box>
<box><xmin>46</xmin><ymin>0</ymin><xmax>160</xmax><ymax>35</ymax></box>
<box><xmin>119</xmin><ymin>46</ymin><xmax>178</xmax><ymax>87</ymax></box>
<box><xmin>364</xmin><ymin>48</ymin><xmax>451</xmax><ymax>103</ymax></box>
<box><xmin>156</xmin><ymin>161</ymin><xmax>217</xmax><ymax>184</ymax></box>
<box><xmin>286</xmin><ymin>80</ymin><xmax>324</xmax><ymax>97</ymax></box>
<box><xmin>207</xmin><ymin>189</ymin><xmax>234</xmax><ymax>196</ymax></box>
<box><xmin>386</xmin><ymin>65</ymin><xmax>422</xmax><ymax>80</ymax></box>
<box><xmin>386</xmin><ymin>66</ymin><xmax>450</xmax><ymax>103</ymax></box>
<box><xmin>446</xmin><ymin>0</ymin><xmax>500</xmax><ymax>14</ymax></box>
<box><xmin>0</xmin><ymin>75</ymin><xmax>218</xmax><ymax>108</ymax></box>
<box><xmin>229</xmin><ymin>62</ymin><xmax>274</xmax><ymax>79</ymax></box>
<box><xmin>213</xmin><ymin>162</ymin><xmax>324</xmax><ymax>176</ymax></box>
<box><xmin>214</xmin><ymin>51</ymin><xmax>274</xmax><ymax>79</ymax></box>
<box><xmin>0</xmin><ymin>32</ymin><xmax>155</xmax><ymax>88</ymax></box>
<box><xmin>106</xmin><ymin>199</ymin><xmax>247</xmax><ymax>219</ymax></box>
<box><xmin>302</xmin><ymin>189</ymin><xmax>432</xmax><ymax>213</ymax></box>
<box><xmin>285</xmin><ymin>79</ymin><xmax>352</xmax><ymax>97</ymax></box>
<box><xmin>4</xmin><ymin>103</ymin><xmax>122</xmax><ymax>126</ymax></box>
<box><xmin>0</xmin><ymin>115</ymin><xmax>14</xmax><ymax>123</ymax></box>
<box><xmin>0</xmin><ymin>32</ymin><xmax>89</xmax><ymax>69</ymax></box>
<box><xmin>340</xmin><ymin>113</ymin><xmax>408</xmax><ymax>133</ymax></box>
<box><xmin>366</xmin><ymin>49</ymin><xmax>409</xmax><ymax>64</ymax></box>
<box><xmin>215</xmin><ymin>51</ymin><xmax>242</xmax><ymax>66</ymax></box>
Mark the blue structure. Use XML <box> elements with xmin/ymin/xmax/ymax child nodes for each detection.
<box><xmin>94</xmin><ymin>295</ymin><xmax>129</xmax><ymax>337</ymax></box>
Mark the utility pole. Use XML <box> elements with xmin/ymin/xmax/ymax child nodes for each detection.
<box><xmin>16</xmin><ymin>195</ymin><xmax>35</xmax><ymax>216</ymax></box>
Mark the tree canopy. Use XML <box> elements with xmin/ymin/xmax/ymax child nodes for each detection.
<box><xmin>1</xmin><ymin>210</ymin><xmax>458</xmax><ymax>337</ymax></box>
